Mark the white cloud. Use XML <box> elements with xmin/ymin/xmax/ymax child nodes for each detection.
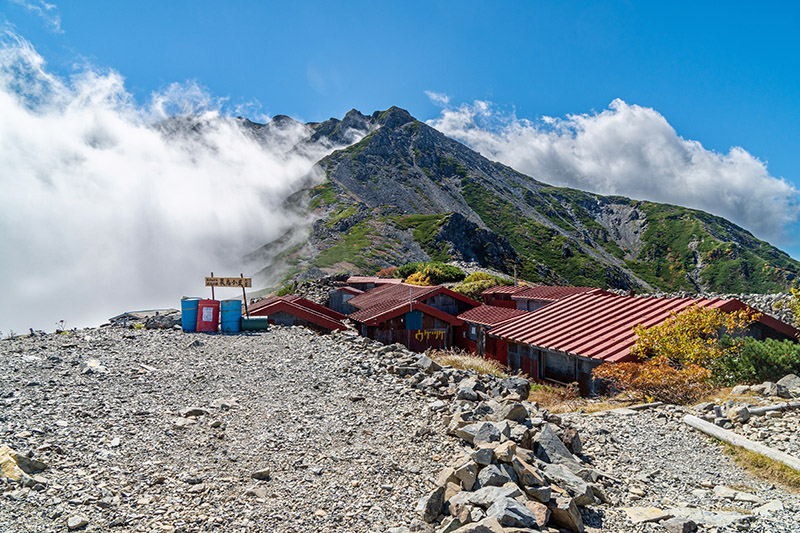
<box><xmin>425</xmin><ymin>90</ymin><xmax>450</xmax><ymax>107</ymax></box>
<box><xmin>10</xmin><ymin>0</ymin><xmax>62</xmax><ymax>33</ymax></box>
<box><xmin>0</xmin><ymin>32</ymin><xmax>351</xmax><ymax>333</ymax></box>
<box><xmin>427</xmin><ymin>98</ymin><xmax>799</xmax><ymax>245</ymax></box>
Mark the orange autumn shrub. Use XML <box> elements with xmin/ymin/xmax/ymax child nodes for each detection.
<box><xmin>375</xmin><ymin>267</ymin><xmax>397</xmax><ymax>278</ymax></box>
<box><xmin>405</xmin><ymin>271</ymin><xmax>433</xmax><ymax>286</ymax></box>
<box><xmin>593</xmin><ymin>355</ymin><xmax>712</xmax><ymax>404</ymax></box>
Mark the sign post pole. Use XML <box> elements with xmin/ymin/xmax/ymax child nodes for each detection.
<box><xmin>240</xmin><ymin>273</ymin><xmax>250</xmax><ymax>317</ymax></box>
<box><xmin>210</xmin><ymin>272</ymin><xmax>215</xmax><ymax>300</ymax></box>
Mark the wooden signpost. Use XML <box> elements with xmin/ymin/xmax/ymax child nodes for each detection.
<box><xmin>205</xmin><ymin>272</ymin><xmax>252</xmax><ymax>317</ymax></box>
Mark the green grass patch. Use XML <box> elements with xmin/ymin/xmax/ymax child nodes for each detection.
<box><xmin>312</xmin><ymin>222</ymin><xmax>373</xmax><ymax>270</ymax></box>
<box><xmin>309</xmin><ymin>180</ymin><xmax>337</xmax><ymax>209</ymax></box>
<box><xmin>395</xmin><ymin>214</ymin><xmax>451</xmax><ymax>261</ymax></box>
<box><xmin>325</xmin><ymin>205</ymin><xmax>358</xmax><ymax>227</ymax></box>
<box><xmin>723</xmin><ymin>444</ymin><xmax>800</xmax><ymax>491</ymax></box>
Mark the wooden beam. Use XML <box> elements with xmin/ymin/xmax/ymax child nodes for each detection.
<box><xmin>683</xmin><ymin>414</ymin><xmax>800</xmax><ymax>472</ymax></box>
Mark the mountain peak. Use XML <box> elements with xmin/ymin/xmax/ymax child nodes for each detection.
<box><xmin>372</xmin><ymin>106</ymin><xmax>415</xmax><ymax>128</ymax></box>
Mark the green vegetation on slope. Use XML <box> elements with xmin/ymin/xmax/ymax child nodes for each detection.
<box><xmin>395</xmin><ymin>214</ymin><xmax>452</xmax><ymax>262</ymax></box>
<box><xmin>462</xmin><ymin>179</ymin><xmax>613</xmax><ymax>287</ymax></box>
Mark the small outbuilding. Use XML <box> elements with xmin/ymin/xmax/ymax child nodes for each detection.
<box><xmin>328</xmin><ymin>286</ymin><xmax>363</xmax><ymax>314</ymax></box>
<box><xmin>249</xmin><ymin>295</ymin><xmax>347</xmax><ymax>333</ymax></box>
<box><xmin>481</xmin><ymin>285</ymin><xmax>528</xmax><ymax>308</ymax></box>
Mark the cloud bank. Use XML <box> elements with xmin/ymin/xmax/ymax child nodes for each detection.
<box><xmin>427</xmin><ymin>98</ymin><xmax>799</xmax><ymax>244</ymax></box>
<box><xmin>0</xmin><ymin>32</ymin><xmax>346</xmax><ymax>333</ymax></box>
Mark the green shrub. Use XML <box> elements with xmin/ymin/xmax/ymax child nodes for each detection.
<box><xmin>711</xmin><ymin>337</ymin><xmax>800</xmax><ymax>385</ymax></box>
<box><xmin>394</xmin><ymin>262</ymin><xmax>465</xmax><ymax>284</ymax></box>
<box><xmin>276</xmin><ymin>284</ymin><xmax>294</xmax><ymax>297</ymax></box>
<box><xmin>452</xmin><ymin>279</ymin><xmax>498</xmax><ymax>300</ymax></box>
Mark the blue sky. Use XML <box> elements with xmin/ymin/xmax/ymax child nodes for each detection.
<box><xmin>0</xmin><ymin>1</ymin><xmax>798</xmax><ymax>238</ymax></box>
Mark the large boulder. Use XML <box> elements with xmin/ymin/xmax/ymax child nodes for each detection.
<box><xmin>486</xmin><ymin>497</ymin><xmax>540</xmax><ymax>528</ymax></box>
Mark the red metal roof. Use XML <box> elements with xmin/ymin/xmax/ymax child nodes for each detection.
<box><xmin>457</xmin><ymin>305</ymin><xmax>531</xmax><ymax>327</ymax></box>
<box><xmin>346</xmin><ymin>276</ymin><xmax>403</xmax><ymax>285</ymax></box>
<box><xmin>347</xmin><ymin>283</ymin><xmax>439</xmax><ymax>310</ymax></box>
<box><xmin>249</xmin><ymin>296</ymin><xmax>346</xmax><ymax>331</ymax></box>
<box><xmin>481</xmin><ymin>285</ymin><xmax>529</xmax><ymax>296</ymax></box>
<box><xmin>330</xmin><ymin>286</ymin><xmax>364</xmax><ymax>296</ymax></box>
<box><xmin>349</xmin><ymin>300</ymin><xmax>465</xmax><ymax>327</ymax></box>
<box><xmin>489</xmin><ymin>291</ymin><xmax>797</xmax><ymax>363</ymax></box>
<box><xmin>510</xmin><ymin>286</ymin><xmax>599</xmax><ymax>301</ymax></box>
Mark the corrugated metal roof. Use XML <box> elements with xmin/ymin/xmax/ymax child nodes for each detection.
<box><xmin>249</xmin><ymin>296</ymin><xmax>346</xmax><ymax>331</ymax></box>
<box><xmin>457</xmin><ymin>305</ymin><xmax>531</xmax><ymax>327</ymax></box>
<box><xmin>347</xmin><ymin>283</ymin><xmax>439</xmax><ymax>310</ymax></box>
<box><xmin>346</xmin><ymin>276</ymin><xmax>403</xmax><ymax>285</ymax></box>
<box><xmin>510</xmin><ymin>286</ymin><xmax>600</xmax><ymax>301</ymax></box>
<box><xmin>489</xmin><ymin>290</ymin><xmax>795</xmax><ymax>363</ymax></box>
<box><xmin>481</xmin><ymin>285</ymin><xmax>529</xmax><ymax>296</ymax></box>
<box><xmin>350</xmin><ymin>300</ymin><xmax>464</xmax><ymax>327</ymax></box>
<box><xmin>330</xmin><ymin>286</ymin><xmax>364</xmax><ymax>295</ymax></box>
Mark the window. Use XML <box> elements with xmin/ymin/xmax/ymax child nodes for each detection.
<box><xmin>469</xmin><ymin>324</ymin><xmax>478</xmax><ymax>341</ymax></box>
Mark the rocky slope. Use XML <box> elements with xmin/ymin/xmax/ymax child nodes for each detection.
<box><xmin>3</xmin><ymin>327</ymin><xmax>800</xmax><ymax>532</ymax></box>
<box><xmin>260</xmin><ymin>107</ymin><xmax>800</xmax><ymax>294</ymax></box>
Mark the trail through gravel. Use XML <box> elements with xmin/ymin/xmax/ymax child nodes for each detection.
<box><xmin>1</xmin><ymin>327</ymin><xmax>458</xmax><ymax>532</ymax></box>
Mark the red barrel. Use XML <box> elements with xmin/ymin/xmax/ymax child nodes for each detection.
<box><xmin>196</xmin><ymin>299</ymin><xmax>220</xmax><ymax>332</ymax></box>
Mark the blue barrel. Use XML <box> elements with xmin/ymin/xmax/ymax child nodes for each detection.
<box><xmin>220</xmin><ymin>299</ymin><xmax>242</xmax><ymax>333</ymax></box>
<box><xmin>181</xmin><ymin>297</ymin><xmax>201</xmax><ymax>332</ymax></box>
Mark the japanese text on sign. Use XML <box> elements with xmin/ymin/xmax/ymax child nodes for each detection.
<box><xmin>415</xmin><ymin>330</ymin><xmax>445</xmax><ymax>342</ymax></box>
<box><xmin>205</xmin><ymin>277</ymin><xmax>252</xmax><ymax>288</ymax></box>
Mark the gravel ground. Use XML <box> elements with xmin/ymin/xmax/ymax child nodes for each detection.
<box><xmin>566</xmin><ymin>406</ymin><xmax>800</xmax><ymax>532</ymax></box>
<box><xmin>731</xmin><ymin>410</ymin><xmax>800</xmax><ymax>458</ymax></box>
<box><xmin>3</xmin><ymin>326</ymin><xmax>800</xmax><ymax>532</ymax></box>
<box><xmin>0</xmin><ymin>327</ymin><xmax>459</xmax><ymax>532</ymax></box>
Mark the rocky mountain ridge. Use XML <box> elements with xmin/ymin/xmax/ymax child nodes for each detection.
<box><xmin>261</xmin><ymin>107</ymin><xmax>799</xmax><ymax>294</ymax></box>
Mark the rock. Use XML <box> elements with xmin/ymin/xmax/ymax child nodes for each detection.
<box><xmin>667</xmin><ymin>506</ymin><xmax>751</xmax><ymax>528</ymax></box>
<box><xmin>243</xmin><ymin>486</ymin><xmax>268</xmax><ymax>498</ymax></box>
<box><xmin>662</xmin><ymin>517</ymin><xmax>697</xmax><ymax>533</ymax></box>
<box><xmin>435</xmin><ymin>517</ymin><xmax>461</xmax><ymax>533</ymax></box>
<box><xmin>457</xmin><ymin>379</ymin><xmax>482</xmax><ymax>401</ymax></box>
<box><xmin>523</xmin><ymin>485</ymin><xmax>551</xmax><ymax>503</ymax></box>
<box><xmin>179</xmin><ymin>407</ymin><xmax>209</xmax><ymax>417</ymax></box>
<box><xmin>454</xmin><ymin>423</ymin><xmax>481</xmax><ymax>444</ymax></box>
<box><xmin>541</xmin><ymin>463</ymin><xmax>595</xmax><ymax>506</ymax></box>
<box><xmin>448</xmin><ymin>485</ymin><xmax>523</xmax><ymax>508</ymax></box>
<box><xmin>753</xmin><ymin>499</ymin><xmax>784</xmax><ymax>516</ymax></box>
<box><xmin>449</xmin><ymin>516</ymin><xmax>504</xmax><ymax>533</ymax></box>
<box><xmin>0</xmin><ymin>445</ymin><xmax>47</xmax><ymax>482</ymax></box>
<box><xmin>473</xmin><ymin>423</ymin><xmax>502</xmax><ymax>445</ymax></box>
<box><xmin>622</xmin><ymin>507</ymin><xmax>673</xmax><ymax>524</ymax></box>
<box><xmin>486</xmin><ymin>497</ymin><xmax>539</xmax><ymax>528</ymax></box>
<box><xmin>728</xmin><ymin>405</ymin><xmax>750</xmax><ymax>423</ymax></box>
<box><xmin>210</xmin><ymin>398</ymin><xmax>238</xmax><ymax>409</ymax></box>
<box><xmin>172</xmin><ymin>417</ymin><xmax>196</xmax><ymax>429</ymax></box>
<box><xmin>145</xmin><ymin>312</ymin><xmax>180</xmax><ymax>329</ymax></box>
<box><xmin>416</xmin><ymin>355</ymin><xmax>442</xmax><ymax>374</ymax></box>
<box><xmin>561</xmin><ymin>427</ymin><xmax>582</xmax><ymax>455</ymax></box>
<box><xmin>471</xmin><ymin>447</ymin><xmax>495</xmax><ymax>466</ymax></box>
<box><xmin>524</xmin><ymin>500</ymin><xmax>550</xmax><ymax>528</ymax></box>
<box><xmin>495</xmin><ymin>402</ymin><xmax>528</xmax><ymax>422</ymax></box>
<box><xmin>476</xmin><ymin>464</ymin><xmax>517</xmax><ymax>488</ymax></box>
<box><xmin>67</xmin><ymin>516</ymin><xmax>88</xmax><ymax>530</ymax></box>
<box><xmin>693</xmin><ymin>402</ymin><xmax>715</xmax><ymax>412</ymax></box>
<box><xmin>492</xmin><ymin>441</ymin><xmax>516</xmax><ymax>463</ymax></box>
<box><xmin>499</xmin><ymin>377</ymin><xmax>530</xmax><ymax>399</ymax></box>
<box><xmin>712</xmin><ymin>485</ymin><xmax>737</xmax><ymax>500</ymax></box>
<box><xmin>510</xmin><ymin>456</ymin><xmax>545</xmax><ymax>487</ymax></box>
<box><xmin>534</xmin><ymin>424</ymin><xmax>580</xmax><ymax>468</ymax></box>
<box><xmin>416</xmin><ymin>485</ymin><xmax>445</xmax><ymax>523</ymax></box>
<box><xmin>777</xmin><ymin>373</ymin><xmax>800</xmax><ymax>394</ymax></box>
<box><xmin>733</xmin><ymin>491</ymin><xmax>764</xmax><ymax>505</ymax></box>
<box><xmin>251</xmin><ymin>468</ymin><xmax>271</xmax><ymax>480</ymax></box>
<box><xmin>548</xmin><ymin>496</ymin><xmax>584</xmax><ymax>533</ymax></box>
<box><xmin>730</xmin><ymin>385</ymin><xmax>751</xmax><ymax>396</ymax></box>
<box><xmin>454</xmin><ymin>460</ymin><xmax>479</xmax><ymax>490</ymax></box>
